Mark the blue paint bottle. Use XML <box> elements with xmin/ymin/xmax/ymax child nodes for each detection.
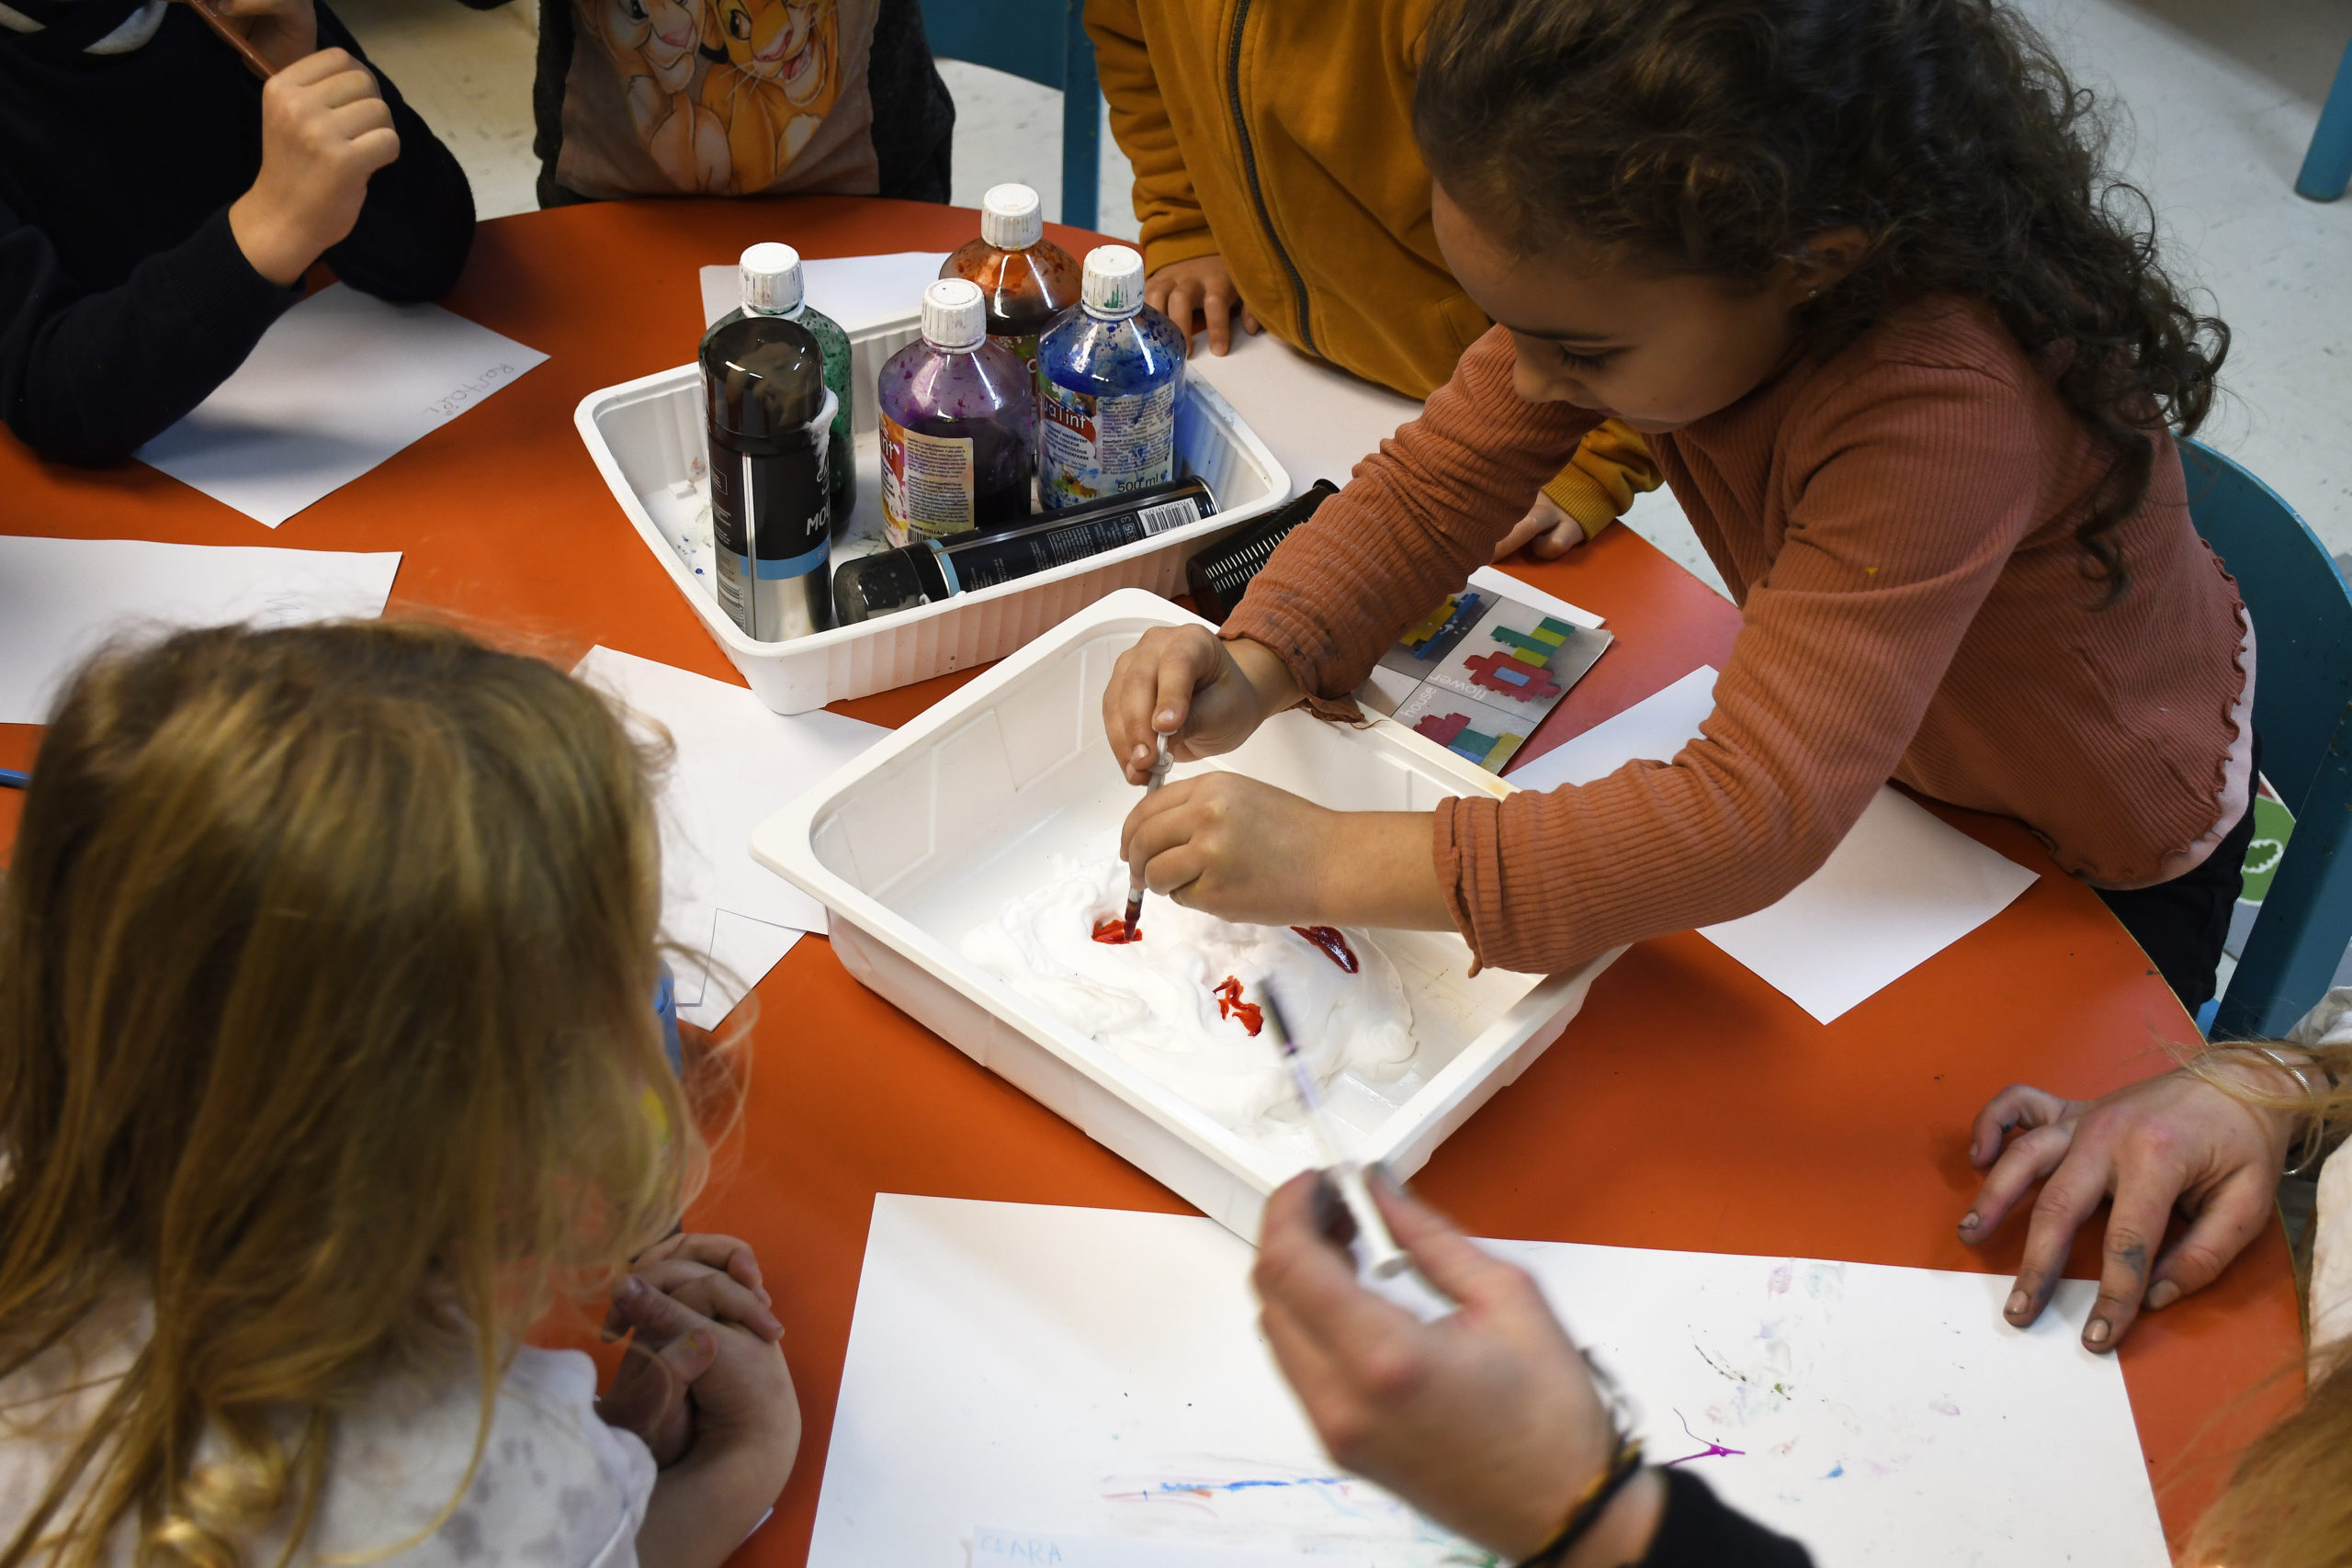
<box><xmin>1036</xmin><ymin>245</ymin><xmax>1186</xmax><ymax>510</ymax></box>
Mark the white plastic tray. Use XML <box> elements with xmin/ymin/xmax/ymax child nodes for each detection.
<box><xmin>752</xmin><ymin>590</ymin><xmax>1623</xmax><ymax>1240</ymax></box>
<box><xmin>576</xmin><ymin>318</ymin><xmax>1292</xmax><ymax>714</ymax></box>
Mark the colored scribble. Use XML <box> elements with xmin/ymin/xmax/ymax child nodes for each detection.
<box><xmin>1091</xmin><ymin>916</ymin><xmax>1142</xmax><ymax>944</ymax></box>
<box><xmin>1412</xmin><ymin>709</ymin><xmax>1524</xmax><ymax>769</ymax></box>
<box><xmin>1463</xmin><ymin>649</ymin><xmax>1562</xmax><ymax>701</ymax></box>
<box><xmin>1663</xmin><ymin>1409</ymin><xmax>1747</xmax><ymax>1467</ymax></box>
<box><xmin>1290</xmin><ymin>926</ymin><xmax>1361</xmax><ymax>973</ymax></box>
<box><xmin>1212</xmin><ymin>976</ymin><xmax>1263</xmax><ymax>1035</ymax></box>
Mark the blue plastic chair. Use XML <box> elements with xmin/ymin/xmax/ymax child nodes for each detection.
<box><xmin>2299</xmin><ymin>32</ymin><xmax>2352</xmax><ymax>201</ymax></box>
<box><xmin>920</xmin><ymin>0</ymin><xmax>1102</xmax><ymax>231</ymax></box>
<box><xmin>2183</xmin><ymin>442</ymin><xmax>2352</xmax><ymax>1038</ymax></box>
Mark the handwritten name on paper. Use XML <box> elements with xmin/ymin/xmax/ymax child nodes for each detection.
<box><xmin>425</xmin><ymin>362</ymin><xmax>523</xmax><ymax>422</ymax></box>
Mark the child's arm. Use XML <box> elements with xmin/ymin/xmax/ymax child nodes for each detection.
<box><xmin>601</xmin><ymin>1235</ymin><xmax>799</xmax><ymax>1568</ymax></box>
<box><xmin>1085</xmin><ymin>0</ymin><xmax>1220</xmax><ymax>286</ymax></box>
<box><xmin>0</xmin><ymin>37</ymin><xmax>414</xmax><ymax>465</ymax></box>
<box><xmin>303</xmin><ymin>1</ymin><xmax>476</xmax><ymax>303</ymax></box>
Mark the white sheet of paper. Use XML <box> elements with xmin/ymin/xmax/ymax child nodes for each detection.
<box><xmin>1181</xmin><ymin>330</ymin><xmax>1424</xmax><ymax>492</ymax></box>
<box><xmin>135</xmin><ymin>284</ymin><xmax>546</xmax><ymax>528</ymax></box>
<box><xmin>1497</xmin><ymin>666</ymin><xmax>2038</xmax><ymax>1022</ymax></box>
<box><xmin>1504</xmin><ymin>665</ymin><xmax>1721</xmax><ymax>791</ymax></box>
<box><xmin>572</xmin><ymin>647</ymin><xmax>887</xmax><ymax>1027</ymax></box>
<box><xmin>0</xmin><ymin>534</ymin><xmax>400</xmax><ymax>724</ymax></box>
<box><xmin>699</xmin><ymin>252</ymin><xmax>953</xmax><ymax>334</ymax></box>
<box><xmin>973</xmin><ymin>1529</ymin><xmax>1338</xmax><ymax>1568</ymax></box>
<box><xmin>812</xmin><ymin>1196</ymin><xmax>2164</xmax><ymax>1568</ymax></box>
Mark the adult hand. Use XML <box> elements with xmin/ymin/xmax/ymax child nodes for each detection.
<box><xmin>1491</xmin><ymin>491</ymin><xmax>1585</xmax><ymax>561</ymax></box>
<box><xmin>211</xmin><ymin>0</ymin><xmax>318</xmax><ymax>72</ymax></box>
<box><xmin>1121</xmin><ymin>773</ymin><xmax>1447</xmax><ymax>931</ymax></box>
<box><xmin>1146</xmin><ymin>254</ymin><xmax>1261</xmax><ymax>355</ymax></box>
<box><xmin>1253</xmin><ymin>1173</ymin><xmax>1664</xmax><ymax>1564</ymax></box>
<box><xmin>1101</xmin><ymin>626</ymin><xmax>1299</xmax><ymax>786</ymax></box>
<box><xmin>227</xmin><ymin>49</ymin><xmax>400</xmax><ymax>287</ymax></box>
<box><xmin>1958</xmin><ymin>1065</ymin><xmax>2301</xmax><ymax>1352</ymax></box>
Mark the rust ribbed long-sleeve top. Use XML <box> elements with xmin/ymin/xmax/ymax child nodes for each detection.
<box><xmin>1224</xmin><ymin>300</ymin><xmax>2251</xmax><ymax>976</ymax></box>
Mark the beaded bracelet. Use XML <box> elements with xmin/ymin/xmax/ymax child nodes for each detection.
<box><xmin>1516</xmin><ymin>1437</ymin><xmax>1646</xmax><ymax>1568</ymax></box>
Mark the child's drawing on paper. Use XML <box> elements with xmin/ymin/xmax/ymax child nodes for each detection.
<box><xmin>1099</xmin><ymin>1461</ymin><xmax>1500</xmax><ymax>1565</ymax></box>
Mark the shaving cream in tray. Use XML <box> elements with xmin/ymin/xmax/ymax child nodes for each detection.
<box><xmin>959</xmin><ymin>855</ymin><xmax>1415</xmax><ymax>1132</ymax></box>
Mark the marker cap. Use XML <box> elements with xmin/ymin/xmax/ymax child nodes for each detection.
<box><xmin>979</xmin><ymin>184</ymin><xmax>1045</xmax><ymax>251</ymax></box>
<box><xmin>739</xmin><ymin>242</ymin><xmax>804</xmax><ymax>316</ymax></box>
<box><xmin>1081</xmin><ymin>245</ymin><xmax>1146</xmax><ymax>318</ymax></box>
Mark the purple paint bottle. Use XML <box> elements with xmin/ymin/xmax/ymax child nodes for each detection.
<box><xmin>1036</xmin><ymin>245</ymin><xmax>1186</xmax><ymax>510</ymax></box>
<box><xmin>877</xmin><ymin>277</ymin><xmax>1039</xmax><ymax>546</ymax></box>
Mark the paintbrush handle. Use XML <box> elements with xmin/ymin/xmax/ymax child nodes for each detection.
<box><xmin>179</xmin><ymin>0</ymin><xmax>276</xmax><ymax>78</ymax></box>
<box><xmin>1330</xmin><ymin>1162</ymin><xmax>1410</xmax><ymax>1279</ymax></box>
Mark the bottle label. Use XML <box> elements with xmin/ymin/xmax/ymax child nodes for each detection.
<box><xmin>1039</xmin><ymin>378</ymin><xmax>1179</xmax><ymax>508</ymax></box>
<box><xmin>710</xmin><ymin>439</ymin><xmax>831</xmax><ymax>642</ymax></box>
<box><xmin>881</xmin><ymin>411</ymin><xmax>978</xmax><ymax>546</ymax></box>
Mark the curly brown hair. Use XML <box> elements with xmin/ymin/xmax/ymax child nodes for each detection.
<box><xmin>1413</xmin><ymin>0</ymin><xmax>2228</xmax><ymax>600</ymax></box>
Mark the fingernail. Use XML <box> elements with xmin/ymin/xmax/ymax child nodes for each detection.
<box><xmin>616</xmin><ymin>1275</ymin><xmax>644</xmax><ymax>1301</ymax></box>
<box><xmin>1157</xmin><ymin>708</ymin><xmax>1176</xmax><ymax>728</ymax></box>
<box><xmin>757</xmin><ymin>1288</ymin><xmax>773</xmax><ymax>1306</ymax></box>
<box><xmin>689</xmin><ymin>1330</ymin><xmax>715</xmax><ymax>1355</ymax></box>
<box><xmin>1959</xmin><ymin>1212</ymin><xmax>1979</xmax><ymax>1232</ymax></box>
<box><xmin>2085</xmin><ymin>1318</ymin><xmax>2112</xmax><ymax>1348</ymax></box>
<box><xmin>2146</xmin><ymin>1280</ymin><xmax>2179</xmax><ymax>1310</ymax></box>
<box><xmin>2006</xmin><ymin>1290</ymin><xmax>2030</xmax><ymax>1316</ymax></box>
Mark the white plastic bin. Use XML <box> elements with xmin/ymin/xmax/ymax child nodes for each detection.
<box><xmin>576</xmin><ymin>318</ymin><xmax>1292</xmax><ymax>714</ymax></box>
<box><xmin>751</xmin><ymin>590</ymin><xmax>1623</xmax><ymax>1240</ymax></box>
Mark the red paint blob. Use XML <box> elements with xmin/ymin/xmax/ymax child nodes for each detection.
<box><xmin>1091</xmin><ymin>917</ymin><xmax>1142</xmax><ymax>944</ymax></box>
<box><xmin>1212</xmin><ymin>976</ymin><xmax>1263</xmax><ymax>1036</ymax></box>
<box><xmin>1290</xmin><ymin>926</ymin><xmax>1360</xmax><ymax>974</ymax></box>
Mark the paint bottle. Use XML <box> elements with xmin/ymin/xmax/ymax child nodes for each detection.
<box><xmin>701</xmin><ymin>285</ymin><xmax>837</xmax><ymax>643</ymax></box>
<box><xmin>1036</xmin><ymin>245</ymin><xmax>1187</xmax><ymax>510</ymax></box>
<box><xmin>709</xmin><ymin>243</ymin><xmax>856</xmax><ymax>536</ymax></box>
<box><xmin>877</xmin><ymin>277</ymin><xmax>1038</xmax><ymax>545</ymax></box>
<box><xmin>939</xmin><ymin>183</ymin><xmax>1080</xmax><ymax>399</ymax></box>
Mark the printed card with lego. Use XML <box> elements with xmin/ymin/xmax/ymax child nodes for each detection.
<box><xmin>1424</xmin><ymin>597</ymin><xmax>1613</xmax><ymax>714</ymax></box>
<box><xmin>1377</xmin><ymin>587</ymin><xmax>1494</xmax><ymax>682</ymax></box>
<box><xmin>1392</xmin><ymin>684</ymin><xmax>1543</xmax><ymax>773</ymax></box>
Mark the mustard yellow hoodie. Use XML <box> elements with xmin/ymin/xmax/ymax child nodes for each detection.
<box><xmin>1084</xmin><ymin>0</ymin><xmax>1659</xmax><ymax>536</ymax></box>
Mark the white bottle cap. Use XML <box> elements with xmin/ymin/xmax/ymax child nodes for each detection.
<box><xmin>978</xmin><ymin>184</ymin><xmax>1045</xmax><ymax>251</ymax></box>
<box><xmin>739</xmin><ymin>242</ymin><xmax>804</xmax><ymax>316</ymax></box>
<box><xmin>922</xmin><ymin>277</ymin><xmax>987</xmax><ymax>350</ymax></box>
<box><xmin>1082</xmin><ymin>245</ymin><xmax>1146</xmax><ymax>318</ymax></box>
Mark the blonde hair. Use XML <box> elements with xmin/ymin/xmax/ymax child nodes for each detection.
<box><xmin>0</xmin><ymin>621</ymin><xmax>703</xmax><ymax>1568</ymax></box>
<box><xmin>2179</xmin><ymin>1029</ymin><xmax>2352</xmax><ymax>1568</ymax></box>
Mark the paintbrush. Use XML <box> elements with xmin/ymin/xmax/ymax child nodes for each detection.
<box><xmin>1256</xmin><ymin>978</ymin><xmax>1410</xmax><ymax>1279</ymax></box>
<box><xmin>1121</xmin><ymin>732</ymin><xmax>1172</xmax><ymax>940</ymax></box>
<box><xmin>176</xmin><ymin>0</ymin><xmax>276</xmax><ymax>79</ymax></box>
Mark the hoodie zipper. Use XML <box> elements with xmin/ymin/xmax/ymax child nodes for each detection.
<box><xmin>1226</xmin><ymin>0</ymin><xmax>1314</xmax><ymax>355</ymax></box>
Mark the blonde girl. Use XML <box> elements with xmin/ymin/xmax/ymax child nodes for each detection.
<box><xmin>0</xmin><ymin>621</ymin><xmax>797</xmax><ymax>1568</ymax></box>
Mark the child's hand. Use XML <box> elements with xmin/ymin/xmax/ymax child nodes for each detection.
<box><xmin>599</xmin><ymin>1235</ymin><xmax>786</xmax><ymax>1467</ymax></box>
<box><xmin>604</xmin><ymin>1236</ymin><xmax>801</xmax><ymax>1568</ymax></box>
<box><xmin>227</xmin><ymin>49</ymin><xmax>401</xmax><ymax>288</ymax></box>
<box><xmin>1146</xmin><ymin>254</ymin><xmax>1261</xmax><ymax>355</ymax></box>
<box><xmin>1102</xmin><ymin>627</ymin><xmax>1301</xmax><ymax>786</ymax></box>
<box><xmin>211</xmin><ymin>0</ymin><xmax>318</xmax><ymax>72</ymax></box>
<box><xmin>1491</xmin><ymin>492</ymin><xmax>1584</xmax><ymax>560</ymax></box>
<box><xmin>1122</xmin><ymin>773</ymin><xmax>1450</xmax><ymax>931</ymax></box>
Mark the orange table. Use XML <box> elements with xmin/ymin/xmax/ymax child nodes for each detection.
<box><xmin>0</xmin><ymin>197</ymin><xmax>2301</xmax><ymax>1558</ymax></box>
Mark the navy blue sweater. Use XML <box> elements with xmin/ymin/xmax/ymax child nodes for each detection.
<box><xmin>0</xmin><ymin>0</ymin><xmax>474</xmax><ymax>466</ymax></box>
